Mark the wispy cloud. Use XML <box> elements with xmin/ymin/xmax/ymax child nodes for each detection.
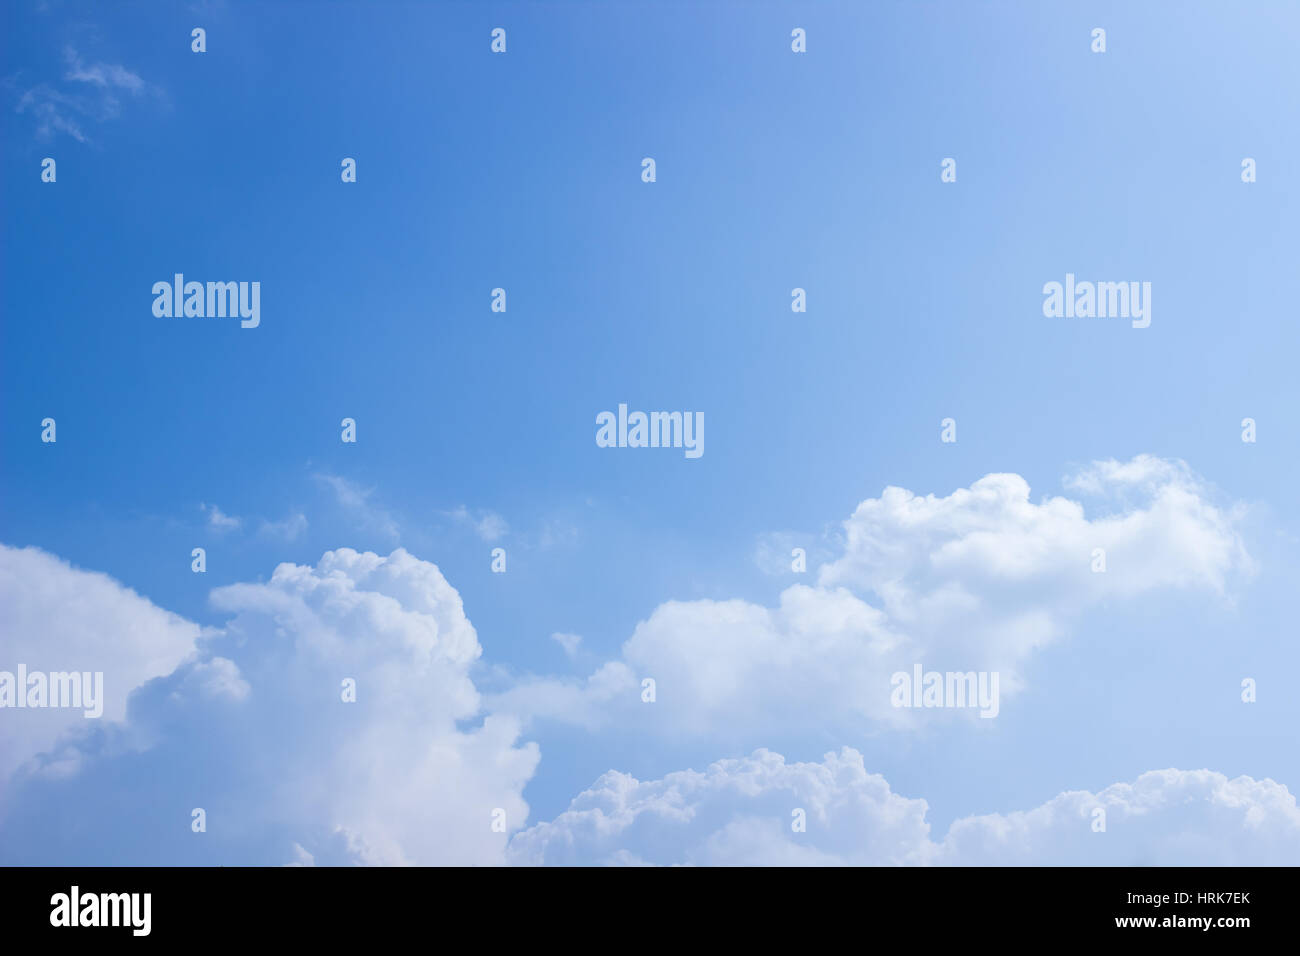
<box><xmin>62</xmin><ymin>47</ymin><xmax>144</xmax><ymax>93</ymax></box>
<box><xmin>15</xmin><ymin>84</ymin><xmax>88</xmax><ymax>142</ymax></box>
<box><xmin>12</xmin><ymin>45</ymin><xmax>155</xmax><ymax>143</ymax></box>
<box><xmin>535</xmin><ymin>517</ymin><xmax>578</xmax><ymax>551</ymax></box>
<box><xmin>315</xmin><ymin>474</ymin><xmax>400</xmax><ymax>541</ymax></box>
<box><xmin>199</xmin><ymin>503</ymin><xmax>307</xmax><ymax>541</ymax></box>
<box><xmin>551</xmin><ymin>632</ymin><xmax>582</xmax><ymax>659</ymax></box>
<box><xmin>442</xmin><ymin>506</ymin><xmax>508</xmax><ymax>542</ymax></box>
<box><xmin>258</xmin><ymin>512</ymin><xmax>309</xmax><ymax>542</ymax></box>
<box><xmin>200</xmin><ymin>502</ymin><xmax>242</xmax><ymax>533</ymax></box>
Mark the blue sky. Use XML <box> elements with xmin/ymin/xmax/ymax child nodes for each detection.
<box><xmin>2</xmin><ymin>0</ymin><xmax>1299</xmax><ymax>865</ymax></box>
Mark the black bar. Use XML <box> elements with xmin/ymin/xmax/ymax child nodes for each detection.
<box><xmin>0</xmin><ymin>866</ymin><xmax>1281</xmax><ymax>942</ymax></box>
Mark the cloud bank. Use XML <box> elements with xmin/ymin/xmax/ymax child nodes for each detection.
<box><xmin>509</xmin><ymin>748</ymin><xmax>1300</xmax><ymax>866</ymax></box>
<box><xmin>0</xmin><ymin>457</ymin><xmax>1270</xmax><ymax>866</ymax></box>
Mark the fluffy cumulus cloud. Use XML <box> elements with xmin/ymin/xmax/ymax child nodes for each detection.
<box><xmin>508</xmin><ymin>749</ymin><xmax>1300</xmax><ymax>866</ymax></box>
<box><xmin>489</xmin><ymin>457</ymin><xmax>1250</xmax><ymax>736</ymax></box>
<box><xmin>0</xmin><ymin>544</ymin><xmax>200</xmax><ymax>781</ymax></box>
<box><xmin>507</xmin><ymin>748</ymin><xmax>934</xmax><ymax>866</ymax></box>
<box><xmin>821</xmin><ymin>454</ymin><xmax>1249</xmax><ymax>627</ymax></box>
<box><xmin>0</xmin><ymin>547</ymin><xmax>538</xmax><ymax>865</ymax></box>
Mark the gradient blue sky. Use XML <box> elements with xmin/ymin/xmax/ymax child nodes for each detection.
<box><xmin>2</xmin><ymin>0</ymin><xmax>1298</xmax><ymax>864</ymax></box>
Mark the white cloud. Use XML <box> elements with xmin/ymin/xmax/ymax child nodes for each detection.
<box><xmin>0</xmin><ymin>547</ymin><xmax>538</xmax><ymax>865</ymax></box>
<box><xmin>258</xmin><ymin>511</ymin><xmax>308</xmax><ymax>541</ymax></box>
<box><xmin>285</xmin><ymin>843</ymin><xmax>315</xmax><ymax>867</ymax></box>
<box><xmin>489</xmin><ymin>458</ymin><xmax>1251</xmax><ymax>738</ymax></box>
<box><xmin>2</xmin><ymin>529</ymin><xmax>1287</xmax><ymax>867</ymax></box>
<box><xmin>0</xmin><ymin>544</ymin><xmax>200</xmax><ymax>781</ymax></box>
<box><xmin>535</xmin><ymin>518</ymin><xmax>579</xmax><ymax>551</ymax></box>
<box><xmin>198</xmin><ymin>547</ymin><xmax>538</xmax><ymax>864</ymax></box>
<box><xmin>509</xmin><ymin>749</ymin><xmax>1300</xmax><ymax>866</ymax></box>
<box><xmin>197</xmin><ymin>503</ymin><xmax>306</xmax><ymax>540</ymax></box>
<box><xmin>200</xmin><ymin>502</ymin><xmax>242</xmax><ymax>532</ymax></box>
<box><xmin>753</xmin><ymin>531</ymin><xmax>816</xmax><ymax>576</ymax></box>
<box><xmin>14</xmin><ymin>48</ymin><xmax>153</xmax><ymax>144</ymax></box>
<box><xmin>494</xmin><ymin>661</ymin><xmax>637</xmax><ymax>730</ymax></box>
<box><xmin>16</xmin><ymin>85</ymin><xmax>88</xmax><ymax>142</ymax></box>
<box><xmin>315</xmin><ymin>474</ymin><xmax>399</xmax><ymax>540</ymax></box>
<box><xmin>477</xmin><ymin>512</ymin><xmax>508</xmax><ymax>541</ymax></box>
<box><xmin>822</xmin><ymin>458</ymin><xmax>1248</xmax><ymax>608</ymax></box>
<box><xmin>939</xmin><ymin>768</ymin><xmax>1300</xmax><ymax>865</ymax></box>
<box><xmin>551</xmin><ymin>632</ymin><xmax>582</xmax><ymax>658</ymax></box>
<box><xmin>62</xmin><ymin>47</ymin><xmax>144</xmax><ymax>93</ymax></box>
<box><xmin>442</xmin><ymin>506</ymin><xmax>508</xmax><ymax>542</ymax></box>
<box><xmin>507</xmin><ymin>748</ymin><xmax>935</xmax><ymax>866</ymax></box>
